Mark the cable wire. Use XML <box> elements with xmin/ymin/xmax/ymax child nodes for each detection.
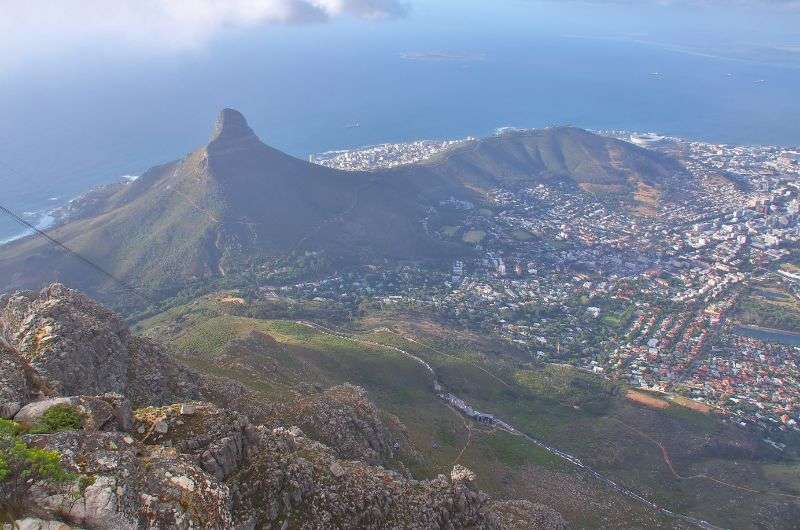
<box><xmin>0</xmin><ymin>203</ymin><xmax>153</xmax><ymax>305</ymax></box>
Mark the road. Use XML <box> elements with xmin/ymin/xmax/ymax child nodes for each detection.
<box><xmin>296</xmin><ymin>320</ymin><xmax>722</xmax><ymax>530</ymax></box>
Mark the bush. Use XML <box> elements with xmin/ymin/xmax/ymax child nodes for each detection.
<box><xmin>0</xmin><ymin>419</ymin><xmax>20</xmax><ymax>437</ymax></box>
<box><xmin>30</xmin><ymin>404</ymin><xmax>84</xmax><ymax>434</ymax></box>
<box><xmin>0</xmin><ymin>419</ymin><xmax>74</xmax><ymax>522</ymax></box>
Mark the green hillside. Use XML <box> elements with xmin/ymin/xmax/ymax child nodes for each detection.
<box><xmin>0</xmin><ymin>109</ymin><xmax>456</xmax><ymax>305</ymax></box>
<box><xmin>0</xmin><ymin>115</ymin><xmax>685</xmax><ymax>312</ymax></box>
<box><xmin>393</xmin><ymin>126</ymin><xmax>685</xmax><ymax>200</ymax></box>
<box><xmin>137</xmin><ymin>295</ymin><xmax>800</xmax><ymax>529</ymax></box>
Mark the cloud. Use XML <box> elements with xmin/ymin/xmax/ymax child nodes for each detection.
<box><xmin>0</xmin><ymin>0</ymin><xmax>409</xmax><ymax>57</ymax></box>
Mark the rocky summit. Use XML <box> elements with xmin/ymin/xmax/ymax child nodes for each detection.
<box><xmin>0</xmin><ymin>284</ymin><xmax>196</xmax><ymax>405</ymax></box>
<box><xmin>0</xmin><ymin>284</ymin><xmax>561</xmax><ymax>529</ymax></box>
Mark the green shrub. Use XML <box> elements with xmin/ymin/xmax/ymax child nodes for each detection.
<box><xmin>77</xmin><ymin>473</ymin><xmax>96</xmax><ymax>494</ymax></box>
<box><xmin>0</xmin><ymin>422</ymin><xmax>74</xmax><ymax>523</ymax></box>
<box><xmin>30</xmin><ymin>404</ymin><xmax>84</xmax><ymax>434</ymax></box>
<box><xmin>0</xmin><ymin>419</ymin><xmax>20</xmax><ymax>437</ymax></box>
<box><xmin>0</xmin><ymin>453</ymin><xmax>8</xmax><ymax>482</ymax></box>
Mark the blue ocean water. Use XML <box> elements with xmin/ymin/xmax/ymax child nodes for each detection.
<box><xmin>1</xmin><ymin>1</ymin><xmax>798</xmax><ymax>242</ymax></box>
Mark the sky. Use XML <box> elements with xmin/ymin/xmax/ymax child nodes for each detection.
<box><xmin>2</xmin><ymin>0</ymin><xmax>800</xmax><ymax>73</ymax></box>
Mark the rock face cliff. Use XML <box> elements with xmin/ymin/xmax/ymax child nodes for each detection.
<box><xmin>0</xmin><ymin>284</ymin><xmax>197</xmax><ymax>406</ymax></box>
<box><xmin>0</xmin><ymin>285</ymin><xmax>539</xmax><ymax>529</ymax></box>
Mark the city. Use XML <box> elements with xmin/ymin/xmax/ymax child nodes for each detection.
<box><xmin>275</xmin><ymin>131</ymin><xmax>800</xmax><ymax>442</ymax></box>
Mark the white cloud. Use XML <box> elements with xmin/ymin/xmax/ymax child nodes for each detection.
<box><xmin>0</xmin><ymin>0</ymin><xmax>408</xmax><ymax>58</ymax></box>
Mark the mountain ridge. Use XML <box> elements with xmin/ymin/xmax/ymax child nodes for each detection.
<box><xmin>0</xmin><ymin>110</ymin><xmax>685</xmax><ymax>308</ymax></box>
<box><xmin>391</xmin><ymin>125</ymin><xmax>685</xmax><ymax>200</ymax></box>
<box><xmin>0</xmin><ymin>110</ymin><xmax>456</xmax><ymax>303</ymax></box>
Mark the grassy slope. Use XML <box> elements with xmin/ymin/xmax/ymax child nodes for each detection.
<box><xmin>396</xmin><ymin>127</ymin><xmax>683</xmax><ymax>202</ymax></box>
<box><xmin>139</xmin><ymin>297</ymin><xmax>800</xmax><ymax>528</ymax></box>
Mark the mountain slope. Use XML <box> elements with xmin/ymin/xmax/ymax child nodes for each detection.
<box><xmin>392</xmin><ymin>126</ymin><xmax>685</xmax><ymax>199</ymax></box>
<box><xmin>0</xmin><ymin>284</ymin><xmax>521</xmax><ymax>529</ymax></box>
<box><xmin>139</xmin><ymin>295</ymin><xmax>800</xmax><ymax>530</ymax></box>
<box><xmin>0</xmin><ymin>110</ymin><xmax>452</xmax><ymax>302</ymax></box>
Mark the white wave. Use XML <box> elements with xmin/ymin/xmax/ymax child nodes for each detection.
<box><xmin>493</xmin><ymin>126</ymin><xmax>526</xmax><ymax>136</ymax></box>
<box><xmin>35</xmin><ymin>213</ymin><xmax>55</xmax><ymax>230</ymax></box>
<box><xmin>0</xmin><ymin>211</ymin><xmax>57</xmax><ymax>247</ymax></box>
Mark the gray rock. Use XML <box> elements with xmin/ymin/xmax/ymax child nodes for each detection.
<box><xmin>273</xmin><ymin>384</ymin><xmax>397</xmax><ymax>465</ymax></box>
<box><xmin>13</xmin><ymin>394</ymin><xmax>133</xmax><ymax>432</ymax></box>
<box><xmin>5</xmin><ymin>518</ymin><xmax>80</xmax><ymax>530</ymax></box>
<box><xmin>0</xmin><ymin>284</ymin><xmax>199</xmax><ymax>407</ymax></box>
<box><xmin>14</xmin><ymin>397</ymin><xmax>77</xmax><ymax>425</ymax></box>
<box><xmin>0</xmin><ymin>341</ymin><xmax>36</xmax><ymax>417</ymax></box>
<box><xmin>329</xmin><ymin>462</ymin><xmax>346</xmax><ymax>478</ymax></box>
<box><xmin>451</xmin><ymin>464</ymin><xmax>477</xmax><ymax>484</ymax></box>
<box><xmin>25</xmin><ymin>430</ymin><xmax>233</xmax><ymax>529</ymax></box>
<box><xmin>1</xmin><ymin>401</ymin><xmax>22</xmax><ymax>419</ymax></box>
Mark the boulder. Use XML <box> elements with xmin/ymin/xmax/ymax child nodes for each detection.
<box><xmin>451</xmin><ymin>464</ymin><xmax>477</xmax><ymax>484</ymax></box>
<box><xmin>14</xmin><ymin>394</ymin><xmax>133</xmax><ymax>432</ymax></box>
<box><xmin>25</xmin><ymin>431</ymin><xmax>234</xmax><ymax>529</ymax></box>
<box><xmin>14</xmin><ymin>397</ymin><xmax>78</xmax><ymax>425</ymax></box>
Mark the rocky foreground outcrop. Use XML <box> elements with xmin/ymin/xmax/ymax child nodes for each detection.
<box><xmin>273</xmin><ymin>384</ymin><xmax>397</xmax><ymax>466</ymax></box>
<box><xmin>0</xmin><ymin>284</ymin><xmax>197</xmax><ymax>406</ymax></box>
<box><xmin>11</xmin><ymin>399</ymin><xmax>501</xmax><ymax>529</ymax></box>
<box><xmin>0</xmin><ymin>285</ymin><xmax>536</xmax><ymax>529</ymax></box>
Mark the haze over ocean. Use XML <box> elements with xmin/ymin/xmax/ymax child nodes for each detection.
<box><xmin>1</xmin><ymin>0</ymin><xmax>799</xmax><ymax>242</ymax></box>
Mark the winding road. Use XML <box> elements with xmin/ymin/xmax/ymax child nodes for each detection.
<box><xmin>296</xmin><ymin>320</ymin><xmax>722</xmax><ymax>530</ymax></box>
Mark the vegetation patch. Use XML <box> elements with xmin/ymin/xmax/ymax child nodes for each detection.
<box><xmin>735</xmin><ymin>289</ymin><xmax>800</xmax><ymax>332</ymax></box>
<box><xmin>631</xmin><ymin>180</ymin><xmax>661</xmax><ymax>217</ymax></box>
<box><xmin>669</xmin><ymin>395</ymin><xmax>712</xmax><ymax>414</ymax></box>
<box><xmin>510</xmin><ymin>229</ymin><xmax>533</xmax><ymax>241</ymax></box>
<box><xmin>30</xmin><ymin>404</ymin><xmax>84</xmax><ymax>434</ymax></box>
<box><xmin>578</xmin><ymin>183</ymin><xmax>627</xmax><ymax>194</ymax></box>
<box><xmin>1</xmin><ymin>419</ymin><xmax>74</xmax><ymax>522</ymax></box>
<box><xmin>441</xmin><ymin>225</ymin><xmax>460</xmax><ymax>237</ymax></box>
<box><xmin>514</xmin><ymin>365</ymin><xmax>614</xmax><ymax>415</ymax></box>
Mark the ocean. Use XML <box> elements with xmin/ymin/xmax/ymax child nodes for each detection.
<box><xmin>1</xmin><ymin>0</ymin><xmax>799</xmax><ymax>242</ymax></box>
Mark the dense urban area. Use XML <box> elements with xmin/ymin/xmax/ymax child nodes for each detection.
<box><xmin>302</xmin><ymin>131</ymin><xmax>800</xmax><ymax>444</ymax></box>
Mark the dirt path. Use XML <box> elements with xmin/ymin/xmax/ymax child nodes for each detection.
<box><xmin>372</xmin><ymin>327</ymin><xmax>515</xmax><ymax>390</ymax></box>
